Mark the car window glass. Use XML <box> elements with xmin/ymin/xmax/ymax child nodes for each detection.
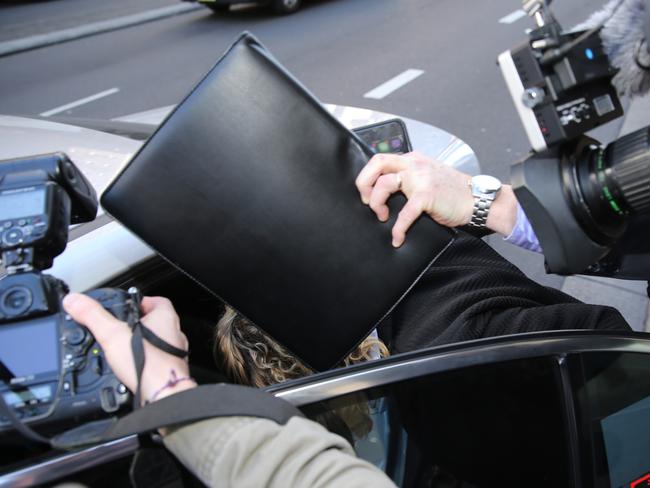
<box><xmin>571</xmin><ymin>352</ymin><xmax>650</xmax><ymax>488</ymax></box>
<box><xmin>301</xmin><ymin>357</ymin><xmax>570</xmax><ymax>487</ymax></box>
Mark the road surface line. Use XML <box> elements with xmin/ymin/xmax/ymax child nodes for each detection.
<box><xmin>0</xmin><ymin>4</ymin><xmax>202</xmax><ymax>58</ymax></box>
<box><xmin>363</xmin><ymin>69</ymin><xmax>425</xmax><ymax>100</ymax></box>
<box><xmin>40</xmin><ymin>88</ymin><xmax>120</xmax><ymax>117</ymax></box>
<box><xmin>499</xmin><ymin>9</ymin><xmax>527</xmax><ymax>24</ymax></box>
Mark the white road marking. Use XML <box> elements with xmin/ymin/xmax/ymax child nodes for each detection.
<box><xmin>363</xmin><ymin>69</ymin><xmax>425</xmax><ymax>100</ymax></box>
<box><xmin>40</xmin><ymin>88</ymin><xmax>120</xmax><ymax>117</ymax></box>
<box><xmin>499</xmin><ymin>9</ymin><xmax>526</xmax><ymax>24</ymax></box>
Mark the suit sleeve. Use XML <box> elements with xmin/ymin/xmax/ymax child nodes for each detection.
<box><xmin>387</xmin><ymin>233</ymin><xmax>631</xmax><ymax>353</ymax></box>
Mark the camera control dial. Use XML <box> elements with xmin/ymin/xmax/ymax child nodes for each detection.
<box><xmin>62</xmin><ymin>324</ymin><xmax>87</xmax><ymax>346</ymax></box>
<box><xmin>2</xmin><ymin>228</ymin><xmax>23</xmax><ymax>246</ymax></box>
<box><xmin>0</xmin><ymin>286</ymin><xmax>33</xmax><ymax>318</ymax></box>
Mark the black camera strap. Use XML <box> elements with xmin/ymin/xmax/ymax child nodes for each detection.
<box><xmin>0</xmin><ymin>313</ymin><xmax>188</xmax><ymax>446</ymax></box>
<box><xmin>48</xmin><ymin>320</ymin><xmax>302</xmax><ymax>450</ymax></box>
<box><xmin>0</xmin><ymin>316</ymin><xmax>303</xmax><ymax>450</ymax></box>
<box><xmin>129</xmin><ymin>320</ymin><xmax>189</xmax><ymax>408</ymax></box>
<box><xmin>50</xmin><ymin>383</ymin><xmax>303</xmax><ymax>450</ymax></box>
<box><xmin>0</xmin><ymin>391</ymin><xmax>51</xmax><ymax>445</ymax></box>
<box><xmin>0</xmin><ymin>382</ymin><xmax>303</xmax><ymax>450</ymax></box>
<box><xmin>0</xmin><ymin>358</ymin><xmax>55</xmax><ymax>445</ymax></box>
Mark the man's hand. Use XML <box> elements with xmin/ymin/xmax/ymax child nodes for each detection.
<box><xmin>63</xmin><ymin>294</ymin><xmax>196</xmax><ymax>404</ymax></box>
<box><xmin>355</xmin><ymin>152</ymin><xmax>518</xmax><ymax>247</ymax></box>
<box><xmin>355</xmin><ymin>152</ymin><xmax>474</xmax><ymax>247</ymax></box>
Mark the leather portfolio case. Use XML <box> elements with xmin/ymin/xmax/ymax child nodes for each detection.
<box><xmin>102</xmin><ymin>32</ymin><xmax>455</xmax><ymax>371</ymax></box>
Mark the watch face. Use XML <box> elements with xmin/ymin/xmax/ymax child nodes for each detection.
<box><xmin>472</xmin><ymin>175</ymin><xmax>502</xmax><ymax>194</ymax></box>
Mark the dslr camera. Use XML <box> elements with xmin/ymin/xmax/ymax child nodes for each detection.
<box><xmin>498</xmin><ymin>0</ymin><xmax>650</xmax><ymax>278</ymax></box>
<box><xmin>0</xmin><ymin>153</ymin><xmax>135</xmax><ymax>439</ymax></box>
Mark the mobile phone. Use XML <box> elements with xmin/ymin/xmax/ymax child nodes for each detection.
<box><xmin>352</xmin><ymin>118</ymin><xmax>412</xmax><ymax>155</ymax></box>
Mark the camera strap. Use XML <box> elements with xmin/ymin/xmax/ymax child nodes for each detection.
<box><xmin>59</xmin><ymin>309</ymin><xmax>299</xmax><ymax>449</ymax></box>
<box><xmin>0</xmin><ymin>309</ymin><xmax>191</xmax><ymax>447</ymax></box>
<box><xmin>0</xmin><ymin>313</ymin><xmax>303</xmax><ymax>450</ymax></box>
<box><xmin>50</xmin><ymin>383</ymin><xmax>304</xmax><ymax>450</ymax></box>
<box><xmin>129</xmin><ymin>319</ymin><xmax>188</xmax><ymax>408</ymax></box>
<box><xmin>47</xmin><ymin>318</ymin><xmax>303</xmax><ymax>450</ymax></box>
<box><xmin>0</xmin><ymin>391</ymin><xmax>51</xmax><ymax>445</ymax></box>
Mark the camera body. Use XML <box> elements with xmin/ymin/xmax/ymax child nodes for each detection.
<box><xmin>0</xmin><ymin>284</ymin><xmax>133</xmax><ymax>434</ymax></box>
<box><xmin>499</xmin><ymin>30</ymin><xmax>623</xmax><ymax>152</ymax></box>
<box><xmin>498</xmin><ymin>1</ymin><xmax>650</xmax><ymax>277</ymax></box>
<box><xmin>0</xmin><ymin>183</ymin><xmax>68</xmax><ymax>268</ymax></box>
<box><xmin>0</xmin><ymin>153</ymin><xmax>134</xmax><ymax>437</ymax></box>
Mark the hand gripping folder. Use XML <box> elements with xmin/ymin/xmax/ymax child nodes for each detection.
<box><xmin>102</xmin><ymin>33</ymin><xmax>455</xmax><ymax>371</ymax></box>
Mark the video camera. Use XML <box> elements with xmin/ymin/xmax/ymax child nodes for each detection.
<box><xmin>498</xmin><ymin>0</ymin><xmax>650</xmax><ymax>278</ymax></box>
<box><xmin>0</xmin><ymin>153</ymin><xmax>135</xmax><ymax>441</ymax></box>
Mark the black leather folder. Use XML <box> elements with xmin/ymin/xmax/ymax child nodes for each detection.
<box><xmin>102</xmin><ymin>33</ymin><xmax>455</xmax><ymax>371</ymax></box>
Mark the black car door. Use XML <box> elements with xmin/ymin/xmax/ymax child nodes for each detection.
<box><xmin>272</xmin><ymin>331</ymin><xmax>650</xmax><ymax>488</ymax></box>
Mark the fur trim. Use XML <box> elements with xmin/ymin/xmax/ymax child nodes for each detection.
<box><xmin>575</xmin><ymin>0</ymin><xmax>649</xmax><ymax>96</ymax></box>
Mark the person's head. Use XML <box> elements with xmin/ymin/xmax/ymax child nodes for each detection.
<box><xmin>214</xmin><ymin>305</ymin><xmax>389</xmax><ymax>388</ymax></box>
<box><xmin>215</xmin><ymin>306</ymin><xmax>390</xmax><ymax>441</ymax></box>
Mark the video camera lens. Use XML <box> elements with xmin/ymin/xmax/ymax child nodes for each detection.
<box><xmin>567</xmin><ymin>126</ymin><xmax>650</xmax><ymax>244</ymax></box>
<box><xmin>0</xmin><ymin>286</ymin><xmax>33</xmax><ymax>318</ymax></box>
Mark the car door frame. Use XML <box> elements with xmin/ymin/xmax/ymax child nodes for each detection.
<box><xmin>3</xmin><ymin>330</ymin><xmax>650</xmax><ymax>487</ymax></box>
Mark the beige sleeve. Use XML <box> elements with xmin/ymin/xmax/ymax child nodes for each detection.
<box><xmin>163</xmin><ymin>415</ymin><xmax>397</xmax><ymax>488</ymax></box>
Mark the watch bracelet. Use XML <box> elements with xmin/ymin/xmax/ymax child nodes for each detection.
<box><xmin>469</xmin><ymin>197</ymin><xmax>492</xmax><ymax>227</ymax></box>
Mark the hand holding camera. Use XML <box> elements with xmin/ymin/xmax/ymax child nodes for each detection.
<box><xmin>0</xmin><ymin>153</ymin><xmax>148</xmax><ymax>439</ymax></box>
<box><xmin>63</xmin><ymin>293</ymin><xmax>195</xmax><ymax>406</ymax></box>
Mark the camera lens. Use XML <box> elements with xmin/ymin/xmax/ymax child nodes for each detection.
<box><xmin>603</xmin><ymin>127</ymin><xmax>650</xmax><ymax>215</ymax></box>
<box><xmin>0</xmin><ymin>286</ymin><xmax>33</xmax><ymax>318</ymax></box>
<box><xmin>566</xmin><ymin>127</ymin><xmax>650</xmax><ymax>245</ymax></box>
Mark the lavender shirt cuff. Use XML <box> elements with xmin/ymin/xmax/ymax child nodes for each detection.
<box><xmin>504</xmin><ymin>204</ymin><xmax>542</xmax><ymax>253</ymax></box>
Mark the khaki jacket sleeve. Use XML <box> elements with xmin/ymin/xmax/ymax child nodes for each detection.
<box><xmin>163</xmin><ymin>415</ymin><xmax>396</xmax><ymax>488</ymax></box>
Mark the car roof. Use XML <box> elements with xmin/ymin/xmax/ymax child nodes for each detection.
<box><xmin>0</xmin><ymin>115</ymin><xmax>141</xmax><ymax>198</ymax></box>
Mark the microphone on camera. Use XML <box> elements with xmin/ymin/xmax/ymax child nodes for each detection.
<box><xmin>575</xmin><ymin>0</ymin><xmax>650</xmax><ymax>97</ymax></box>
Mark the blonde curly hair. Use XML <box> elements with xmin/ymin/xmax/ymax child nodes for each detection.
<box><xmin>214</xmin><ymin>305</ymin><xmax>389</xmax><ymax>388</ymax></box>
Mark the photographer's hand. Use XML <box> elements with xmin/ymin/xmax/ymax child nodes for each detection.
<box><xmin>63</xmin><ymin>296</ymin><xmax>398</xmax><ymax>487</ymax></box>
<box><xmin>62</xmin><ymin>294</ymin><xmax>196</xmax><ymax>405</ymax></box>
<box><xmin>355</xmin><ymin>152</ymin><xmax>518</xmax><ymax>247</ymax></box>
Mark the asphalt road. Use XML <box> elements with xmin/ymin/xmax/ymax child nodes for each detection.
<box><xmin>0</xmin><ymin>0</ymin><xmax>609</xmax><ymax>170</ymax></box>
<box><xmin>0</xmin><ymin>0</ymin><xmax>612</xmax><ymax>288</ymax></box>
<box><xmin>0</xmin><ymin>0</ymin><xmax>181</xmax><ymax>41</ymax></box>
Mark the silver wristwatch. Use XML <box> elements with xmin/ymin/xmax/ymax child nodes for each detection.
<box><xmin>469</xmin><ymin>175</ymin><xmax>502</xmax><ymax>228</ymax></box>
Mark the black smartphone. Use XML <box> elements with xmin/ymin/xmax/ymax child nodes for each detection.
<box><xmin>352</xmin><ymin>118</ymin><xmax>412</xmax><ymax>155</ymax></box>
